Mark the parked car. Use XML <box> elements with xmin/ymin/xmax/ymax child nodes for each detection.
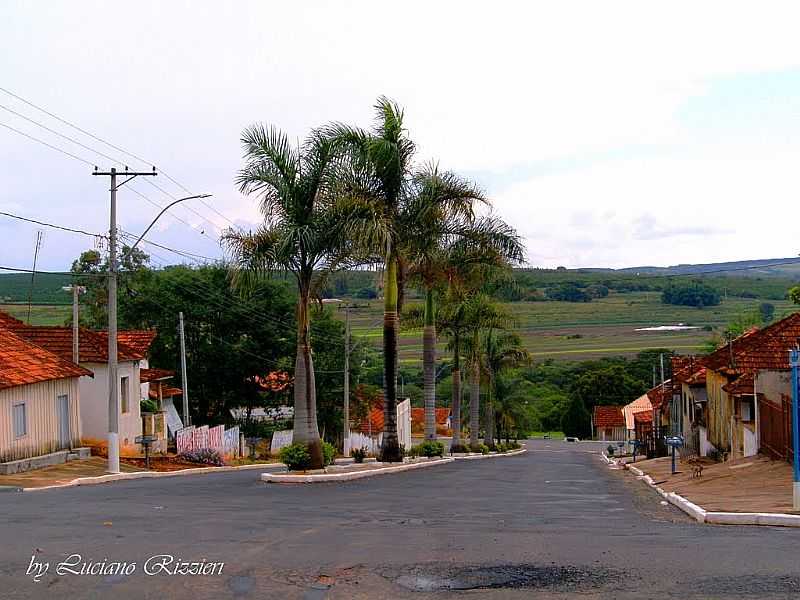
<box><xmin>543</xmin><ymin>433</ymin><xmax>551</xmax><ymax>439</ymax></box>
<box><xmin>564</xmin><ymin>436</ymin><xmax>580</xmax><ymax>443</ymax></box>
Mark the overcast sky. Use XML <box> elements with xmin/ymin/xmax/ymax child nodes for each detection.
<box><xmin>2</xmin><ymin>1</ymin><xmax>800</xmax><ymax>271</ymax></box>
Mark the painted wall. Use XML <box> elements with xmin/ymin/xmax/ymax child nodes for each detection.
<box><xmin>0</xmin><ymin>378</ymin><xmax>82</xmax><ymax>462</ymax></box>
<box><xmin>706</xmin><ymin>369</ymin><xmax>732</xmax><ymax>451</ymax></box>
<box><xmin>79</xmin><ymin>360</ymin><xmax>142</xmax><ymax>451</ymax></box>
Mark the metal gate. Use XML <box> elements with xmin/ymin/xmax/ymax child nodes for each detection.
<box><xmin>759</xmin><ymin>397</ymin><xmax>791</xmax><ymax>462</ymax></box>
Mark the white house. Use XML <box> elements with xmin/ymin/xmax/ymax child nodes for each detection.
<box><xmin>0</xmin><ymin>327</ymin><xmax>93</xmax><ymax>473</ymax></box>
<box><xmin>4</xmin><ymin>318</ymin><xmax>155</xmax><ymax>455</ymax></box>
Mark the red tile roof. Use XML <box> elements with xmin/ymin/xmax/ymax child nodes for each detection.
<box><xmin>633</xmin><ymin>409</ymin><xmax>653</xmax><ymax>423</ymax></box>
<box><xmin>671</xmin><ymin>355</ymin><xmax>706</xmax><ymax>386</ymax></box>
<box><xmin>0</xmin><ymin>328</ymin><xmax>92</xmax><ymax>390</ymax></box>
<box><xmin>646</xmin><ymin>380</ymin><xmax>671</xmax><ymax>409</ymax></box>
<box><xmin>10</xmin><ymin>326</ymin><xmax>143</xmax><ymax>363</ymax></box>
<box><xmin>148</xmin><ymin>385</ymin><xmax>182</xmax><ymax>400</ymax></box>
<box><xmin>0</xmin><ymin>311</ymin><xmax>24</xmax><ymax>328</ymax></box>
<box><xmin>722</xmin><ymin>372</ymin><xmax>755</xmax><ymax>396</ymax></box>
<box><xmin>117</xmin><ymin>330</ymin><xmax>156</xmax><ymax>355</ymax></box>
<box><xmin>593</xmin><ymin>405</ymin><xmax>625</xmax><ymax>428</ymax></box>
<box><xmin>356</xmin><ymin>406</ymin><xmax>384</xmax><ymax>434</ymax></box>
<box><xmin>411</xmin><ymin>407</ymin><xmax>451</xmax><ymax>427</ymax></box>
<box><xmin>140</xmin><ymin>368</ymin><xmax>175</xmax><ymax>382</ymax></box>
<box><xmin>701</xmin><ymin>315</ymin><xmax>800</xmax><ymax>373</ymax></box>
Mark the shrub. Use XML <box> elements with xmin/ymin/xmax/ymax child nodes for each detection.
<box><xmin>497</xmin><ymin>442</ymin><xmax>508</xmax><ymax>453</ymax></box>
<box><xmin>322</xmin><ymin>441</ymin><xmax>336</xmax><ymax>467</ymax></box>
<box><xmin>470</xmin><ymin>443</ymin><xmax>490</xmax><ymax>454</ymax></box>
<box><xmin>140</xmin><ymin>398</ymin><xmax>158</xmax><ymax>413</ymax></box>
<box><xmin>406</xmin><ymin>444</ymin><xmax>420</xmax><ymax>458</ymax></box>
<box><xmin>351</xmin><ymin>446</ymin><xmax>368</xmax><ymax>463</ymax></box>
<box><xmin>178</xmin><ymin>448</ymin><xmax>224</xmax><ymax>467</ymax></box>
<box><xmin>417</xmin><ymin>440</ymin><xmax>445</xmax><ymax>458</ymax></box>
<box><xmin>450</xmin><ymin>443</ymin><xmax>469</xmax><ymax>454</ymax></box>
<box><xmin>279</xmin><ymin>443</ymin><xmax>312</xmax><ymax>471</ymax></box>
<box><xmin>507</xmin><ymin>440</ymin><xmax>521</xmax><ymax>450</ymax></box>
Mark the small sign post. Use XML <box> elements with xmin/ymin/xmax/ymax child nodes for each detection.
<box><xmin>790</xmin><ymin>349</ymin><xmax>800</xmax><ymax>510</ymax></box>
<box><xmin>135</xmin><ymin>435</ymin><xmax>158</xmax><ymax>470</ymax></box>
<box><xmin>665</xmin><ymin>436</ymin><xmax>684</xmax><ymax>475</ymax></box>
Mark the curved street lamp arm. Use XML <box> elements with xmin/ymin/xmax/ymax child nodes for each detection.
<box><xmin>123</xmin><ymin>194</ymin><xmax>212</xmax><ymax>258</ymax></box>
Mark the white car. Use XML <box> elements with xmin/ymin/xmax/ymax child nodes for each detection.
<box><xmin>564</xmin><ymin>437</ymin><xmax>580</xmax><ymax>443</ymax></box>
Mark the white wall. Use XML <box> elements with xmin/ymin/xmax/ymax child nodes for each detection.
<box><xmin>0</xmin><ymin>378</ymin><xmax>82</xmax><ymax>462</ymax></box>
<box><xmin>79</xmin><ymin>360</ymin><xmax>142</xmax><ymax>450</ymax></box>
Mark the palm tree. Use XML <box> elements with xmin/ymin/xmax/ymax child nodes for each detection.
<box><xmin>482</xmin><ymin>330</ymin><xmax>530</xmax><ymax>446</ymax></box>
<box><xmin>224</xmin><ymin>125</ymin><xmax>348</xmax><ymax>469</ymax></box>
<box><xmin>461</xmin><ymin>295</ymin><xmax>513</xmax><ymax>447</ymax></box>
<box><xmin>324</xmin><ymin>97</ymin><xmax>418</xmax><ymax>462</ymax></box>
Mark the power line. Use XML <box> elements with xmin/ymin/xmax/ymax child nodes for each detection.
<box><xmin>0</xmin><ymin>120</ymin><xmax>94</xmax><ymax>166</ymax></box>
<box><xmin>0</xmin><ymin>86</ymin><xmax>239</xmax><ymax>235</ymax></box>
<box><xmin>0</xmin><ymin>265</ymin><xmax>105</xmax><ymax>277</ymax></box>
<box><xmin>0</xmin><ymin>210</ymin><xmax>106</xmax><ymax>239</ymax></box>
<box><xmin>118</xmin><ymin>230</ymin><xmax>219</xmax><ymax>263</ymax></box>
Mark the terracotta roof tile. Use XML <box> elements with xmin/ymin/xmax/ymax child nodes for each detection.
<box><xmin>117</xmin><ymin>330</ymin><xmax>156</xmax><ymax>355</ymax></box>
<box><xmin>646</xmin><ymin>380</ymin><xmax>671</xmax><ymax>409</ymax></box>
<box><xmin>0</xmin><ymin>311</ymin><xmax>24</xmax><ymax>329</ymax></box>
<box><xmin>148</xmin><ymin>385</ymin><xmax>182</xmax><ymax>400</ymax></box>
<box><xmin>11</xmin><ymin>326</ymin><xmax>142</xmax><ymax>363</ymax></box>
<box><xmin>0</xmin><ymin>328</ymin><xmax>92</xmax><ymax>390</ymax></box>
<box><xmin>722</xmin><ymin>372</ymin><xmax>755</xmax><ymax>396</ymax></box>
<box><xmin>633</xmin><ymin>409</ymin><xmax>653</xmax><ymax>423</ymax></box>
<box><xmin>411</xmin><ymin>407</ymin><xmax>451</xmax><ymax>427</ymax></box>
<box><xmin>140</xmin><ymin>368</ymin><xmax>175</xmax><ymax>383</ymax></box>
<box><xmin>593</xmin><ymin>405</ymin><xmax>625</xmax><ymax>428</ymax></box>
<box><xmin>701</xmin><ymin>315</ymin><xmax>800</xmax><ymax>373</ymax></box>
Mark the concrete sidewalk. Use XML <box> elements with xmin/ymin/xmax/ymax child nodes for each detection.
<box><xmin>624</xmin><ymin>454</ymin><xmax>796</xmax><ymax>514</ymax></box>
<box><xmin>0</xmin><ymin>457</ymin><xmax>140</xmax><ymax>489</ymax></box>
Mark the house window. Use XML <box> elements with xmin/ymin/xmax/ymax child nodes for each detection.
<box><xmin>741</xmin><ymin>398</ymin><xmax>754</xmax><ymax>422</ymax></box>
<box><xmin>121</xmin><ymin>376</ymin><xmax>130</xmax><ymax>414</ymax></box>
<box><xmin>12</xmin><ymin>402</ymin><xmax>26</xmax><ymax>438</ymax></box>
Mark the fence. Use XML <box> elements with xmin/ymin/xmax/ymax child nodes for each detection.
<box><xmin>176</xmin><ymin>425</ymin><xmax>240</xmax><ymax>460</ymax></box>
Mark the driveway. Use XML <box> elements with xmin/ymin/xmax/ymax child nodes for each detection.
<box><xmin>1</xmin><ymin>439</ymin><xmax>798</xmax><ymax>599</ymax></box>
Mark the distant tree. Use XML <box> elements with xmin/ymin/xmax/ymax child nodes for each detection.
<box><xmin>547</xmin><ymin>283</ymin><xmax>591</xmax><ymax>302</ymax></box>
<box><xmin>569</xmin><ymin>364</ymin><xmax>647</xmax><ymax>410</ymax></box>
<box><xmin>759</xmin><ymin>302</ymin><xmax>775</xmax><ymax>324</ymax></box>
<box><xmin>661</xmin><ymin>281</ymin><xmax>720</xmax><ymax>308</ymax></box>
<box><xmin>561</xmin><ymin>396</ymin><xmax>591</xmax><ymax>439</ymax></box>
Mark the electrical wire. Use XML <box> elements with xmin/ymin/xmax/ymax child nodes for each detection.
<box><xmin>0</xmin><ymin>210</ymin><xmax>106</xmax><ymax>239</ymax></box>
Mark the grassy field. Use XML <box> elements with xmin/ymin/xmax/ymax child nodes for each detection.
<box><xmin>345</xmin><ymin>292</ymin><xmax>796</xmax><ymax>364</ymax></box>
<box><xmin>0</xmin><ymin>303</ymin><xmax>70</xmax><ymax>325</ymax></box>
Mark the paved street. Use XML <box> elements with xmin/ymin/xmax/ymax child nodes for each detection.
<box><xmin>2</xmin><ymin>440</ymin><xmax>800</xmax><ymax>599</ymax></box>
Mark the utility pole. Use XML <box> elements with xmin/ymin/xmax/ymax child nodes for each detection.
<box><xmin>26</xmin><ymin>230</ymin><xmax>43</xmax><ymax>324</ymax></box>
<box><xmin>93</xmin><ymin>166</ymin><xmax>157</xmax><ymax>474</ymax></box>
<box><xmin>343</xmin><ymin>307</ymin><xmax>350</xmax><ymax>456</ymax></box>
<box><xmin>62</xmin><ymin>285</ymin><xmax>85</xmax><ymax>363</ymax></box>
<box><xmin>178</xmin><ymin>311</ymin><xmax>190</xmax><ymax>427</ymax></box>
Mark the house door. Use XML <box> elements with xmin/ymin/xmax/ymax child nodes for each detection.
<box><xmin>56</xmin><ymin>394</ymin><xmax>70</xmax><ymax>450</ymax></box>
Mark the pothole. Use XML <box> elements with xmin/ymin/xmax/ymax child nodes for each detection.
<box><xmin>386</xmin><ymin>563</ymin><xmax>618</xmax><ymax>592</ymax></box>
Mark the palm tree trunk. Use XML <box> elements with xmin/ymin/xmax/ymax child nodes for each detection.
<box><xmin>423</xmin><ymin>288</ymin><xmax>436</xmax><ymax>441</ymax></box>
<box><xmin>469</xmin><ymin>361</ymin><xmax>480</xmax><ymax>447</ymax></box>
<box><xmin>451</xmin><ymin>334</ymin><xmax>462</xmax><ymax>448</ymax></box>
<box><xmin>292</xmin><ymin>290</ymin><xmax>323</xmax><ymax>468</ymax></box>
<box><xmin>484</xmin><ymin>375</ymin><xmax>494</xmax><ymax>447</ymax></box>
<box><xmin>380</xmin><ymin>253</ymin><xmax>402</xmax><ymax>462</ymax></box>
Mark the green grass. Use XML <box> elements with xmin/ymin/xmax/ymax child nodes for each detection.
<box><xmin>343</xmin><ymin>292</ymin><xmax>796</xmax><ymax>363</ymax></box>
<box><xmin>0</xmin><ymin>303</ymin><xmax>70</xmax><ymax>325</ymax></box>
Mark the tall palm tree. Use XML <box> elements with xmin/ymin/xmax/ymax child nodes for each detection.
<box><xmin>437</xmin><ymin>219</ymin><xmax>523</xmax><ymax>449</ymax></box>
<box><xmin>324</xmin><ymin>97</ymin><xmax>418</xmax><ymax>462</ymax></box>
<box><xmin>461</xmin><ymin>295</ymin><xmax>513</xmax><ymax>447</ymax></box>
<box><xmin>224</xmin><ymin>125</ymin><xmax>348</xmax><ymax>469</ymax></box>
<box><xmin>482</xmin><ymin>329</ymin><xmax>530</xmax><ymax>446</ymax></box>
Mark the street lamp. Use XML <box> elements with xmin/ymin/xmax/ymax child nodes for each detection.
<box><xmin>105</xmin><ymin>191</ymin><xmax>211</xmax><ymax>474</ymax></box>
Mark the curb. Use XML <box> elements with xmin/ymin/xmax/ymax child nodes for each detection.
<box><xmin>615</xmin><ymin>458</ymin><xmax>800</xmax><ymax>527</ymax></box>
<box><xmin>452</xmin><ymin>449</ymin><xmax>527</xmax><ymax>460</ymax></box>
<box><xmin>22</xmin><ymin>461</ymin><xmax>286</xmax><ymax>492</ymax></box>
<box><xmin>261</xmin><ymin>457</ymin><xmax>455</xmax><ymax>483</ymax></box>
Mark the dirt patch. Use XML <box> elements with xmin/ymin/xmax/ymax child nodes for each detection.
<box><xmin>120</xmin><ymin>456</ymin><xmax>201</xmax><ymax>472</ymax></box>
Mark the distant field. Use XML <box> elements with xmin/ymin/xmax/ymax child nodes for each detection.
<box><xmin>345</xmin><ymin>292</ymin><xmax>797</xmax><ymax>364</ymax></box>
<box><xmin>4</xmin><ymin>291</ymin><xmax>796</xmax><ymax>364</ymax></box>
<box><xmin>0</xmin><ymin>303</ymin><xmax>70</xmax><ymax>326</ymax></box>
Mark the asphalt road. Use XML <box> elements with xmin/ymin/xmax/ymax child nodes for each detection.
<box><xmin>2</xmin><ymin>440</ymin><xmax>800</xmax><ymax>599</ymax></box>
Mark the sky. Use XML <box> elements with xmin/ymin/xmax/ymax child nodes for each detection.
<box><xmin>1</xmin><ymin>1</ymin><xmax>800</xmax><ymax>271</ymax></box>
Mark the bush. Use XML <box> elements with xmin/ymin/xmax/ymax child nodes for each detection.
<box><xmin>507</xmin><ymin>440</ymin><xmax>521</xmax><ymax>450</ymax></box>
<box><xmin>140</xmin><ymin>398</ymin><xmax>158</xmax><ymax>413</ymax></box>
<box><xmin>450</xmin><ymin>443</ymin><xmax>469</xmax><ymax>454</ymax></box>
<box><xmin>322</xmin><ymin>441</ymin><xmax>336</xmax><ymax>467</ymax></box>
<box><xmin>497</xmin><ymin>442</ymin><xmax>508</xmax><ymax>453</ymax></box>
<box><xmin>470</xmin><ymin>443</ymin><xmax>490</xmax><ymax>455</ymax></box>
<box><xmin>406</xmin><ymin>444</ymin><xmax>420</xmax><ymax>458</ymax></box>
<box><xmin>178</xmin><ymin>448</ymin><xmax>224</xmax><ymax>467</ymax></box>
<box><xmin>279</xmin><ymin>443</ymin><xmax>312</xmax><ymax>471</ymax></box>
<box><xmin>351</xmin><ymin>446</ymin><xmax>368</xmax><ymax>463</ymax></box>
<box><xmin>416</xmin><ymin>440</ymin><xmax>445</xmax><ymax>458</ymax></box>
